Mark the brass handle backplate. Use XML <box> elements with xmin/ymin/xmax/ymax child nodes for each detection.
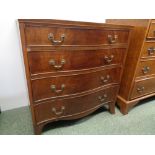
<box><xmin>48</xmin><ymin>33</ymin><xmax>65</xmax><ymax>45</ymax></box>
<box><xmin>153</xmin><ymin>30</ymin><xmax>155</xmax><ymax>36</ymax></box>
<box><xmin>104</xmin><ymin>55</ymin><xmax>114</xmax><ymax>63</ymax></box>
<box><xmin>49</xmin><ymin>59</ymin><xmax>66</xmax><ymax>70</ymax></box>
<box><xmin>137</xmin><ymin>86</ymin><xmax>145</xmax><ymax>93</ymax></box>
<box><xmin>52</xmin><ymin>106</ymin><xmax>65</xmax><ymax>116</ymax></box>
<box><xmin>148</xmin><ymin>47</ymin><xmax>155</xmax><ymax>55</ymax></box>
<box><xmin>98</xmin><ymin>94</ymin><xmax>107</xmax><ymax>102</ymax></box>
<box><xmin>101</xmin><ymin>75</ymin><xmax>110</xmax><ymax>83</ymax></box>
<box><xmin>108</xmin><ymin>35</ymin><xmax>118</xmax><ymax>44</ymax></box>
<box><xmin>142</xmin><ymin>66</ymin><xmax>150</xmax><ymax>74</ymax></box>
<box><xmin>50</xmin><ymin>84</ymin><xmax>65</xmax><ymax>94</ymax></box>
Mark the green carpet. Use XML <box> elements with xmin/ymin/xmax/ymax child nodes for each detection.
<box><xmin>0</xmin><ymin>97</ymin><xmax>155</xmax><ymax>135</ymax></box>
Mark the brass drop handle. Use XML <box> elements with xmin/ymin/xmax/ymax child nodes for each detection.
<box><xmin>142</xmin><ymin>66</ymin><xmax>150</xmax><ymax>74</ymax></box>
<box><xmin>52</xmin><ymin>106</ymin><xmax>65</xmax><ymax>116</ymax></box>
<box><xmin>50</xmin><ymin>84</ymin><xmax>65</xmax><ymax>94</ymax></box>
<box><xmin>98</xmin><ymin>94</ymin><xmax>107</xmax><ymax>102</ymax></box>
<box><xmin>148</xmin><ymin>47</ymin><xmax>155</xmax><ymax>55</ymax></box>
<box><xmin>101</xmin><ymin>75</ymin><xmax>110</xmax><ymax>83</ymax></box>
<box><xmin>48</xmin><ymin>33</ymin><xmax>65</xmax><ymax>45</ymax></box>
<box><xmin>104</xmin><ymin>55</ymin><xmax>114</xmax><ymax>63</ymax></box>
<box><xmin>49</xmin><ymin>59</ymin><xmax>66</xmax><ymax>70</ymax></box>
<box><xmin>108</xmin><ymin>35</ymin><xmax>118</xmax><ymax>44</ymax></box>
<box><xmin>137</xmin><ymin>86</ymin><xmax>145</xmax><ymax>93</ymax></box>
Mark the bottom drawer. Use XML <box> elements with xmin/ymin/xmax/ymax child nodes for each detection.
<box><xmin>34</xmin><ymin>86</ymin><xmax>119</xmax><ymax>124</ymax></box>
<box><xmin>131</xmin><ymin>76</ymin><xmax>155</xmax><ymax>99</ymax></box>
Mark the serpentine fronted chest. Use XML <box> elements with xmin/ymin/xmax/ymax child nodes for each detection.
<box><xmin>18</xmin><ymin>19</ymin><xmax>132</xmax><ymax>134</ymax></box>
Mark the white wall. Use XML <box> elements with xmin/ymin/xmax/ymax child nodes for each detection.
<box><xmin>0</xmin><ymin>0</ymin><xmax>150</xmax><ymax>111</ymax></box>
<box><xmin>0</xmin><ymin>19</ymin><xmax>30</xmax><ymax>111</ymax></box>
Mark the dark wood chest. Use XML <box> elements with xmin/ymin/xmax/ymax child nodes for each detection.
<box><xmin>18</xmin><ymin>19</ymin><xmax>132</xmax><ymax>134</ymax></box>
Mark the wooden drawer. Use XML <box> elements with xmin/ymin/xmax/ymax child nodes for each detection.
<box><xmin>25</xmin><ymin>25</ymin><xmax>129</xmax><ymax>46</ymax></box>
<box><xmin>28</xmin><ymin>49</ymin><xmax>125</xmax><ymax>76</ymax></box>
<box><xmin>34</xmin><ymin>86</ymin><xmax>119</xmax><ymax>124</ymax></box>
<box><xmin>131</xmin><ymin>76</ymin><xmax>155</xmax><ymax>99</ymax></box>
<box><xmin>31</xmin><ymin>67</ymin><xmax>121</xmax><ymax>102</ymax></box>
<box><xmin>135</xmin><ymin>59</ymin><xmax>155</xmax><ymax>77</ymax></box>
<box><xmin>147</xmin><ymin>20</ymin><xmax>155</xmax><ymax>39</ymax></box>
<box><xmin>141</xmin><ymin>42</ymin><xmax>155</xmax><ymax>58</ymax></box>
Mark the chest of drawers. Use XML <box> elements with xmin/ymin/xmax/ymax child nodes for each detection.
<box><xmin>106</xmin><ymin>19</ymin><xmax>155</xmax><ymax>114</ymax></box>
<box><xmin>18</xmin><ymin>19</ymin><xmax>132</xmax><ymax>134</ymax></box>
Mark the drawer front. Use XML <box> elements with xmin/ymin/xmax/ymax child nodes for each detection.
<box><xmin>25</xmin><ymin>25</ymin><xmax>129</xmax><ymax>46</ymax></box>
<box><xmin>131</xmin><ymin>77</ymin><xmax>155</xmax><ymax>99</ymax></box>
<box><xmin>147</xmin><ymin>20</ymin><xmax>155</xmax><ymax>39</ymax></box>
<box><xmin>34</xmin><ymin>86</ymin><xmax>119</xmax><ymax>124</ymax></box>
<box><xmin>31</xmin><ymin>67</ymin><xmax>121</xmax><ymax>102</ymax></box>
<box><xmin>141</xmin><ymin>42</ymin><xmax>155</xmax><ymax>58</ymax></box>
<box><xmin>28</xmin><ymin>49</ymin><xmax>125</xmax><ymax>75</ymax></box>
<box><xmin>135</xmin><ymin>60</ymin><xmax>155</xmax><ymax>77</ymax></box>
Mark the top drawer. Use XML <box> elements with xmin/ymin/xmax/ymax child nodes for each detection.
<box><xmin>25</xmin><ymin>25</ymin><xmax>129</xmax><ymax>46</ymax></box>
<box><xmin>147</xmin><ymin>20</ymin><xmax>155</xmax><ymax>39</ymax></box>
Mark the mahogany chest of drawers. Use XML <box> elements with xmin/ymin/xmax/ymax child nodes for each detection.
<box><xmin>18</xmin><ymin>19</ymin><xmax>132</xmax><ymax>134</ymax></box>
<box><xmin>106</xmin><ymin>19</ymin><xmax>155</xmax><ymax>114</ymax></box>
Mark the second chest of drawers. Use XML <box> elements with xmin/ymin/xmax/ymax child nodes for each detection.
<box><xmin>106</xmin><ymin>19</ymin><xmax>155</xmax><ymax>114</ymax></box>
